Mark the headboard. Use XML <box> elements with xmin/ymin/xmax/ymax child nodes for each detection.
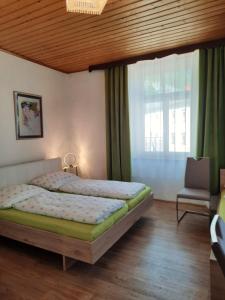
<box><xmin>0</xmin><ymin>158</ymin><xmax>62</xmax><ymax>189</ymax></box>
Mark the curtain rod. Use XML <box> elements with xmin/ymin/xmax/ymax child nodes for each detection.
<box><xmin>89</xmin><ymin>38</ymin><xmax>225</xmax><ymax>72</ymax></box>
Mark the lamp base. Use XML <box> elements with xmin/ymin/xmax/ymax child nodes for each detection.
<box><xmin>63</xmin><ymin>166</ymin><xmax>78</xmax><ymax>176</ymax></box>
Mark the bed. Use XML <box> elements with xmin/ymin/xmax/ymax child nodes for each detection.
<box><xmin>0</xmin><ymin>158</ymin><xmax>153</xmax><ymax>270</ymax></box>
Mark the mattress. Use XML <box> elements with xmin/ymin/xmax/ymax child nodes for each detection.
<box><xmin>126</xmin><ymin>186</ymin><xmax>151</xmax><ymax>210</ymax></box>
<box><xmin>0</xmin><ymin>205</ymin><xmax>128</xmax><ymax>241</ymax></box>
<box><xmin>0</xmin><ymin>187</ymin><xmax>151</xmax><ymax>241</ymax></box>
<box><xmin>218</xmin><ymin>190</ymin><xmax>225</xmax><ymax>221</ymax></box>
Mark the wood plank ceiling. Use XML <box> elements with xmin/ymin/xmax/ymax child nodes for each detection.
<box><xmin>1</xmin><ymin>0</ymin><xmax>225</xmax><ymax>73</ymax></box>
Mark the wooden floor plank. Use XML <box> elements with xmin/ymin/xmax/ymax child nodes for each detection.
<box><xmin>0</xmin><ymin>200</ymin><xmax>210</xmax><ymax>300</ymax></box>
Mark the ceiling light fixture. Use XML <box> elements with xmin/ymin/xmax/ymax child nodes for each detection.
<box><xmin>66</xmin><ymin>0</ymin><xmax>108</xmax><ymax>15</ymax></box>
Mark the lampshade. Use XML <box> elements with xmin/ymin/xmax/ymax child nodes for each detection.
<box><xmin>66</xmin><ymin>0</ymin><xmax>108</xmax><ymax>15</ymax></box>
<box><xmin>64</xmin><ymin>153</ymin><xmax>77</xmax><ymax>168</ymax></box>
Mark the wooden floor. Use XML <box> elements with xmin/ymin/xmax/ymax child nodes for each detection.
<box><xmin>0</xmin><ymin>200</ymin><xmax>210</xmax><ymax>300</ymax></box>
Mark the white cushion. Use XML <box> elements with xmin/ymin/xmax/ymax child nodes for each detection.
<box><xmin>30</xmin><ymin>171</ymin><xmax>78</xmax><ymax>191</ymax></box>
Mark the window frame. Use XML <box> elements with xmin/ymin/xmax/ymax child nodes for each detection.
<box><xmin>143</xmin><ymin>90</ymin><xmax>192</xmax><ymax>158</ymax></box>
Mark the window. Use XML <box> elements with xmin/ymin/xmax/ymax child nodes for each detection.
<box><xmin>128</xmin><ymin>51</ymin><xmax>199</xmax><ymax>200</ymax></box>
<box><xmin>144</xmin><ymin>97</ymin><xmax>191</xmax><ymax>154</ymax></box>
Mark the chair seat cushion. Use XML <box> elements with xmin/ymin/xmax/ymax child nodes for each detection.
<box><xmin>177</xmin><ymin>188</ymin><xmax>210</xmax><ymax>201</ymax></box>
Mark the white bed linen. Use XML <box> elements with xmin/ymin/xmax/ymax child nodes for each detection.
<box><xmin>0</xmin><ymin>184</ymin><xmax>45</xmax><ymax>208</ymax></box>
<box><xmin>60</xmin><ymin>179</ymin><xmax>146</xmax><ymax>199</ymax></box>
<box><xmin>0</xmin><ymin>184</ymin><xmax>126</xmax><ymax>224</ymax></box>
<box><xmin>14</xmin><ymin>193</ymin><xmax>125</xmax><ymax>224</ymax></box>
<box><xmin>30</xmin><ymin>171</ymin><xmax>146</xmax><ymax>199</ymax></box>
<box><xmin>30</xmin><ymin>171</ymin><xmax>76</xmax><ymax>191</ymax></box>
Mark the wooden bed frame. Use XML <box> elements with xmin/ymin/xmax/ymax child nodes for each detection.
<box><xmin>0</xmin><ymin>158</ymin><xmax>153</xmax><ymax>271</ymax></box>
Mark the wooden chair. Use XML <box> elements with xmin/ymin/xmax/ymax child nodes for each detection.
<box><xmin>176</xmin><ymin>157</ymin><xmax>210</xmax><ymax>223</ymax></box>
<box><xmin>211</xmin><ymin>214</ymin><xmax>225</xmax><ymax>277</ymax></box>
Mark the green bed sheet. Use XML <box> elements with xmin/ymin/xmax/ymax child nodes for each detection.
<box><xmin>127</xmin><ymin>186</ymin><xmax>151</xmax><ymax>210</ymax></box>
<box><xmin>218</xmin><ymin>191</ymin><xmax>225</xmax><ymax>221</ymax></box>
<box><xmin>0</xmin><ymin>186</ymin><xmax>151</xmax><ymax>241</ymax></box>
<box><xmin>0</xmin><ymin>205</ymin><xmax>128</xmax><ymax>242</ymax></box>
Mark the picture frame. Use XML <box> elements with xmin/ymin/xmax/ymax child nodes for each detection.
<box><xmin>14</xmin><ymin>91</ymin><xmax>43</xmax><ymax>140</ymax></box>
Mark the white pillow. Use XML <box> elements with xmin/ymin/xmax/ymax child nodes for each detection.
<box><xmin>0</xmin><ymin>184</ymin><xmax>44</xmax><ymax>209</ymax></box>
<box><xmin>30</xmin><ymin>171</ymin><xmax>78</xmax><ymax>191</ymax></box>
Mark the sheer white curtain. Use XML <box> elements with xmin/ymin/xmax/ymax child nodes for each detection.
<box><xmin>128</xmin><ymin>51</ymin><xmax>199</xmax><ymax>200</ymax></box>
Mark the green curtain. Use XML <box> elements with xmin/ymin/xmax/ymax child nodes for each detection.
<box><xmin>197</xmin><ymin>47</ymin><xmax>225</xmax><ymax>194</ymax></box>
<box><xmin>105</xmin><ymin>65</ymin><xmax>131</xmax><ymax>181</ymax></box>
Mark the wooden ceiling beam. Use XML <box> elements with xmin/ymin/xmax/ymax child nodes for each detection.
<box><xmin>47</xmin><ymin>29</ymin><xmax>225</xmax><ymax>68</ymax></box>
<box><xmin>1</xmin><ymin>0</ymin><xmax>211</xmax><ymax>48</ymax></box>
<box><xmin>68</xmin><ymin>34</ymin><xmax>225</xmax><ymax>72</ymax></box>
<box><xmin>0</xmin><ymin>0</ymin><xmax>143</xmax><ymax>37</ymax></box>
<box><xmin>4</xmin><ymin>0</ymin><xmax>223</xmax><ymax>60</ymax></box>
<box><xmin>31</xmin><ymin>12</ymin><xmax>225</xmax><ymax>61</ymax></box>
<box><xmin>0</xmin><ymin>0</ymin><xmax>63</xmax><ymax>26</ymax></box>
<box><xmin>1</xmin><ymin>0</ymin><xmax>225</xmax><ymax>72</ymax></box>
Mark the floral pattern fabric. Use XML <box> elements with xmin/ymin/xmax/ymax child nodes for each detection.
<box><xmin>0</xmin><ymin>184</ymin><xmax>45</xmax><ymax>208</ymax></box>
<box><xmin>30</xmin><ymin>171</ymin><xmax>146</xmax><ymax>200</ymax></box>
<box><xmin>30</xmin><ymin>171</ymin><xmax>77</xmax><ymax>191</ymax></box>
<box><xmin>0</xmin><ymin>184</ymin><xmax>126</xmax><ymax>224</ymax></box>
<box><xmin>60</xmin><ymin>179</ymin><xmax>146</xmax><ymax>200</ymax></box>
<box><xmin>14</xmin><ymin>192</ymin><xmax>125</xmax><ymax>224</ymax></box>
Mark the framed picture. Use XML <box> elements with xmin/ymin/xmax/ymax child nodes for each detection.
<box><xmin>14</xmin><ymin>91</ymin><xmax>43</xmax><ymax>139</ymax></box>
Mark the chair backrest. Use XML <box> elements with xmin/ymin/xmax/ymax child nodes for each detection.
<box><xmin>211</xmin><ymin>215</ymin><xmax>225</xmax><ymax>277</ymax></box>
<box><xmin>184</xmin><ymin>157</ymin><xmax>210</xmax><ymax>190</ymax></box>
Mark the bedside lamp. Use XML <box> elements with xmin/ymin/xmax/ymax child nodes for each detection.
<box><xmin>63</xmin><ymin>153</ymin><xmax>78</xmax><ymax>175</ymax></box>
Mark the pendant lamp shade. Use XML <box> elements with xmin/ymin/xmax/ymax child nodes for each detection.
<box><xmin>66</xmin><ymin>0</ymin><xmax>108</xmax><ymax>15</ymax></box>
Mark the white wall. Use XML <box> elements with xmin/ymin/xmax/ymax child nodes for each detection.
<box><xmin>0</xmin><ymin>51</ymin><xmax>107</xmax><ymax>179</ymax></box>
<box><xmin>67</xmin><ymin>71</ymin><xmax>107</xmax><ymax>179</ymax></box>
<box><xmin>0</xmin><ymin>51</ymin><xmax>204</xmax><ymax>202</ymax></box>
<box><xmin>0</xmin><ymin>51</ymin><xmax>69</xmax><ymax>167</ymax></box>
